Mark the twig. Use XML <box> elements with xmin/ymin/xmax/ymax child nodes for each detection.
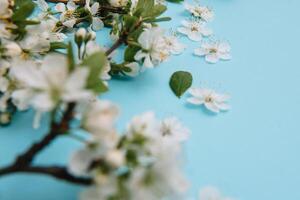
<box><xmin>0</xmin><ymin>103</ymin><xmax>83</xmax><ymax>184</ymax></box>
<box><xmin>0</xmin><ymin>165</ymin><xmax>92</xmax><ymax>185</ymax></box>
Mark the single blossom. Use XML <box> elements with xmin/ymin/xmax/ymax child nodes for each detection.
<box><xmin>10</xmin><ymin>54</ymin><xmax>92</xmax><ymax>113</ymax></box>
<box><xmin>177</xmin><ymin>20</ymin><xmax>212</xmax><ymax>42</ymax></box>
<box><xmin>194</xmin><ymin>41</ymin><xmax>231</xmax><ymax>63</ymax></box>
<box><xmin>162</xmin><ymin>35</ymin><xmax>186</xmax><ymax>55</ymax></box>
<box><xmin>55</xmin><ymin>0</ymin><xmax>78</xmax><ymax>28</ymax></box>
<box><xmin>135</xmin><ymin>27</ymin><xmax>170</xmax><ymax>68</ymax></box>
<box><xmin>85</xmin><ymin>0</ymin><xmax>104</xmax><ymax>31</ymax></box>
<box><xmin>160</xmin><ymin>117</ymin><xmax>189</xmax><ymax>142</ymax></box>
<box><xmin>184</xmin><ymin>3</ymin><xmax>214</xmax><ymax>22</ymax></box>
<box><xmin>187</xmin><ymin>88</ymin><xmax>230</xmax><ymax>113</ymax></box>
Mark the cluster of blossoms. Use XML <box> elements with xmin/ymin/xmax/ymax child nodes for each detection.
<box><xmin>177</xmin><ymin>2</ymin><xmax>231</xmax><ymax>64</ymax></box>
<box><xmin>70</xmin><ymin>106</ymin><xmax>190</xmax><ymax>200</ymax></box>
<box><xmin>0</xmin><ymin>0</ymin><xmax>186</xmax><ymax>125</ymax></box>
<box><xmin>175</xmin><ymin>2</ymin><xmax>232</xmax><ymax>113</ymax></box>
<box><xmin>0</xmin><ymin>0</ymin><xmax>236</xmax><ymax>199</ymax></box>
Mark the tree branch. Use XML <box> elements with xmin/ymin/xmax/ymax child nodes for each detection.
<box><xmin>0</xmin><ymin>103</ymin><xmax>80</xmax><ymax>183</ymax></box>
<box><xmin>0</xmin><ymin>165</ymin><xmax>92</xmax><ymax>185</ymax></box>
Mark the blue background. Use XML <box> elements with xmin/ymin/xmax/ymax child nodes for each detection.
<box><xmin>1</xmin><ymin>0</ymin><xmax>300</xmax><ymax>199</ymax></box>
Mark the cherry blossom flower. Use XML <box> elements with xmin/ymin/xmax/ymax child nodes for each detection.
<box><xmin>162</xmin><ymin>35</ymin><xmax>186</xmax><ymax>55</ymax></box>
<box><xmin>85</xmin><ymin>0</ymin><xmax>104</xmax><ymax>31</ymax></box>
<box><xmin>187</xmin><ymin>88</ymin><xmax>230</xmax><ymax>113</ymax></box>
<box><xmin>184</xmin><ymin>3</ymin><xmax>214</xmax><ymax>22</ymax></box>
<box><xmin>178</xmin><ymin>20</ymin><xmax>212</xmax><ymax>42</ymax></box>
<box><xmin>194</xmin><ymin>41</ymin><xmax>231</xmax><ymax>63</ymax></box>
<box><xmin>55</xmin><ymin>0</ymin><xmax>78</xmax><ymax>28</ymax></box>
<box><xmin>160</xmin><ymin>117</ymin><xmax>189</xmax><ymax>142</ymax></box>
<box><xmin>135</xmin><ymin>27</ymin><xmax>170</xmax><ymax>68</ymax></box>
<box><xmin>10</xmin><ymin>54</ymin><xmax>92</xmax><ymax>113</ymax></box>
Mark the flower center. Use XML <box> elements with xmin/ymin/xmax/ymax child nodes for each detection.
<box><xmin>191</xmin><ymin>25</ymin><xmax>198</xmax><ymax>32</ymax></box>
<box><xmin>209</xmin><ymin>48</ymin><xmax>217</xmax><ymax>53</ymax></box>
<box><xmin>205</xmin><ymin>96</ymin><xmax>213</xmax><ymax>103</ymax></box>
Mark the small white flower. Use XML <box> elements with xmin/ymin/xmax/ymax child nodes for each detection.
<box><xmin>56</xmin><ymin>0</ymin><xmax>78</xmax><ymax>28</ymax></box>
<box><xmin>199</xmin><ymin>186</ymin><xmax>234</xmax><ymax>200</ymax></box>
<box><xmin>194</xmin><ymin>41</ymin><xmax>231</xmax><ymax>63</ymax></box>
<box><xmin>160</xmin><ymin>117</ymin><xmax>189</xmax><ymax>142</ymax></box>
<box><xmin>187</xmin><ymin>88</ymin><xmax>230</xmax><ymax>113</ymax></box>
<box><xmin>184</xmin><ymin>3</ymin><xmax>214</xmax><ymax>22</ymax></box>
<box><xmin>127</xmin><ymin>111</ymin><xmax>160</xmax><ymax>137</ymax></box>
<box><xmin>162</xmin><ymin>35</ymin><xmax>186</xmax><ymax>55</ymax></box>
<box><xmin>82</xmin><ymin>99</ymin><xmax>119</xmax><ymax>134</ymax></box>
<box><xmin>36</xmin><ymin>0</ymin><xmax>49</xmax><ymax>12</ymax></box>
<box><xmin>135</xmin><ymin>27</ymin><xmax>169</xmax><ymax>68</ymax></box>
<box><xmin>10</xmin><ymin>54</ymin><xmax>92</xmax><ymax>113</ymax></box>
<box><xmin>85</xmin><ymin>0</ymin><xmax>104</xmax><ymax>31</ymax></box>
<box><xmin>177</xmin><ymin>20</ymin><xmax>212</xmax><ymax>42</ymax></box>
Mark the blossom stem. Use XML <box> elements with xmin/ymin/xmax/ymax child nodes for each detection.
<box><xmin>105</xmin><ymin>36</ymin><xmax>125</xmax><ymax>56</ymax></box>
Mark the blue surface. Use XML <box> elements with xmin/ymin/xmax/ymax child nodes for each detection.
<box><xmin>1</xmin><ymin>0</ymin><xmax>300</xmax><ymax>199</ymax></box>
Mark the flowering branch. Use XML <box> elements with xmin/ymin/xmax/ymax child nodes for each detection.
<box><xmin>0</xmin><ymin>103</ymin><xmax>84</xmax><ymax>184</ymax></box>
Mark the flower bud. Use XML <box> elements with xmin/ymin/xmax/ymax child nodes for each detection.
<box><xmin>0</xmin><ymin>112</ymin><xmax>11</xmax><ymax>126</ymax></box>
<box><xmin>75</xmin><ymin>28</ymin><xmax>87</xmax><ymax>47</ymax></box>
<box><xmin>86</xmin><ymin>31</ymin><xmax>96</xmax><ymax>41</ymax></box>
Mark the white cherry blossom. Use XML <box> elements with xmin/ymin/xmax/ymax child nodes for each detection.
<box><xmin>194</xmin><ymin>41</ymin><xmax>231</xmax><ymax>63</ymax></box>
<box><xmin>134</xmin><ymin>27</ymin><xmax>169</xmax><ymax>68</ymax></box>
<box><xmin>162</xmin><ymin>35</ymin><xmax>186</xmax><ymax>55</ymax></box>
<box><xmin>160</xmin><ymin>117</ymin><xmax>189</xmax><ymax>142</ymax></box>
<box><xmin>184</xmin><ymin>3</ymin><xmax>214</xmax><ymax>22</ymax></box>
<box><xmin>55</xmin><ymin>0</ymin><xmax>78</xmax><ymax>28</ymax></box>
<box><xmin>178</xmin><ymin>20</ymin><xmax>212</xmax><ymax>42</ymax></box>
<box><xmin>85</xmin><ymin>0</ymin><xmax>104</xmax><ymax>31</ymax></box>
<box><xmin>187</xmin><ymin>88</ymin><xmax>230</xmax><ymax>113</ymax></box>
<box><xmin>10</xmin><ymin>54</ymin><xmax>92</xmax><ymax>113</ymax></box>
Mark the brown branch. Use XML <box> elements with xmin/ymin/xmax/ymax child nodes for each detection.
<box><xmin>0</xmin><ymin>103</ymin><xmax>82</xmax><ymax>184</ymax></box>
<box><xmin>0</xmin><ymin>165</ymin><xmax>92</xmax><ymax>185</ymax></box>
<box><xmin>14</xmin><ymin>103</ymin><xmax>76</xmax><ymax>167</ymax></box>
<box><xmin>105</xmin><ymin>36</ymin><xmax>125</xmax><ymax>56</ymax></box>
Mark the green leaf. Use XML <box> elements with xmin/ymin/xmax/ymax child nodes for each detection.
<box><xmin>81</xmin><ymin>52</ymin><xmax>108</xmax><ymax>94</ymax></box>
<box><xmin>169</xmin><ymin>71</ymin><xmax>193</xmax><ymax>98</ymax></box>
<box><xmin>12</xmin><ymin>0</ymin><xmax>35</xmax><ymax>22</ymax></box>
<box><xmin>124</xmin><ymin>46</ymin><xmax>140</xmax><ymax>62</ymax></box>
